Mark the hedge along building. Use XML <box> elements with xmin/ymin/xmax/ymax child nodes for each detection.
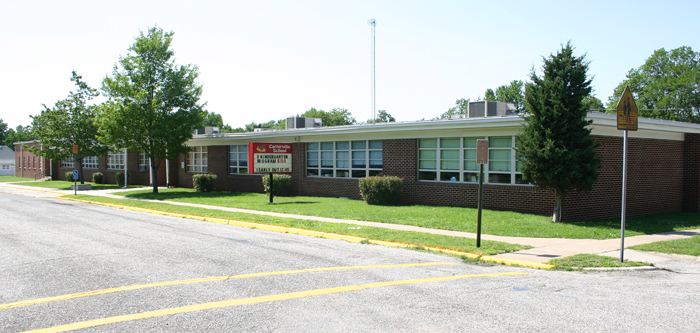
<box><xmin>181</xmin><ymin>110</ymin><xmax>700</xmax><ymax>222</ymax></box>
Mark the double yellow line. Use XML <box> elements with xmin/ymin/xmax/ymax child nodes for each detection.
<box><xmin>13</xmin><ymin>262</ymin><xmax>526</xmax><ymax>333</ymax></box>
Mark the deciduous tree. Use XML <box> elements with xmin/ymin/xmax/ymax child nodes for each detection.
<box><xmin>100</xmin><ymin>27</ymin><xmax>206</xmax><ymax>193</ymax></box>
<box><xmin>4</xmin><ymin>125</ymin><xmax>34</xmax><ymax>150</ymax></box>
<box><xmin>300</xmin><ymin>108</ymin><xmax>356</xmax><ymax>126</ymax></box>
<box><xmin>606</xmin><ymin>46</ymin><xmax>700</xmax><ymax>123</ymax></box>
<box><xmin>29</xmin><ymin>71</ymin><xmax>110</xmax><ymax>183</ymax></box>
<box><xmin>516</xmin><ymin>42</ymin><xmax>601</xmax><ymax>222</ymax></box>
<box><xmin>366</xmin><ymin>110</ymin><xmax>396</xmax><ymax>123</ymax></box>
<box><xmin>436</xmin><ymin>98</ymin><xmax>470</xmax><ymax>119</ymax></box>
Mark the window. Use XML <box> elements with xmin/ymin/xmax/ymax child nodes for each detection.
<box><xmin>229</xmin><ymin>145</ymin><xmax>249</xmax><ymax>174</ymax></box>
<box><xmin>418</xmin><ymin>136</ymin><xmax>525</xmax><ymax>185</ymax></box>
<box><xmin>306</xmin><ymin>140</ymin><xmax>382</xmax><ymax>178</ymax></box>
<box><xmin>83</xmin><ymin>156</ymin><xmax>99</xmax><ymax>169</ymax></box>
<box><xmin>187</xmin><ymin>146</ymin><xmax>208</xmax><ymax>173</ymax></box>
<box><xmin>139</xmin><ymin>152</ymin><xmax>150</xmax><ymax>171</ymax></box>
<box><xmin>107</xmin><ymin>150</ymin><xmax>125</xmax><ymax>169</ymax></box>
<box><xmin>61</xmin><ymin>159</ymin><xmax>75</xmax><ymax>168</ymax></box>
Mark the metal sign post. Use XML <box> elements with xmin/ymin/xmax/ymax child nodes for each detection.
<box><xmin>248</xmin><ymin>142</ymin><xmax>293</xmax><ymax>205</ymax></box>
<box><xmin>616</xmin><ymin>86</ymin><xmax>638</xmax><ymax>263</ymax></box>
<box><xmin>269</xmin><ymin>173</ymin><xmax>274</xmax><ymax>203</ymax></box>
<box><xmin>475</xmin><ymin>139</ymin><xmax>489</xmax><ymax>247</ymax></box>
<box><xmin>73</xmin><ymin>169</ymin><xmax>79</xmax><ymax>196</ymax></box>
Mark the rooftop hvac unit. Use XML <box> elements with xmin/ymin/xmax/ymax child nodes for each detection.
<box><xmin>468</xmin><ymin>101</ymin><xmax>516</xmax><ymax>118</ymax></box>
<box><xmin>193</xmin><ymin>127</ymin><xmax>220</xmax><ymax>135</ymax></box>
<box><xmin>286</xmin><ymin>117</ymin><xmax>322</xmax><ymax>129</ymax></box>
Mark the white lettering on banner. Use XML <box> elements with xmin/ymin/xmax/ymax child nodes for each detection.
<box><xmin>252</xmin><ymin>152</ymin><xmax>292</xmax><ymax>173</ymax></box>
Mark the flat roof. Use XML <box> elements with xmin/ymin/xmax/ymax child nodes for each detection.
<box><xmin>189</xmin><ymin>112</ymin><xmax>700</xmax><ymax>146</ymax></box>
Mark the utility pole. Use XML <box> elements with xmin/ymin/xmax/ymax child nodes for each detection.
<box><xmin>368</xmin><ymin>18</ymin><xmax>376</xmax><ymax>123</ymax></box>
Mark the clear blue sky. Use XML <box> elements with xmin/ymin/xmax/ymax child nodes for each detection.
<box><xmin>1</xmin><ymin>0</ymin><xmax>698</xmax><ymax>129</ymax></box>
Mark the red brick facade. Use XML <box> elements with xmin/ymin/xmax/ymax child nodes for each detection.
<box><xmin>52</xmin><ymin>150</ymin><xmax>152</xmax><ymax>186</ymax></box>
<box><xmin>683</xmin><ymin>133</ymin><xmax>700</xmax><ymax>212</ymax></box>
<box><xmin>14</xmin><ymin>143</ymin><xmax>51</xmax><ymax>180</ymax></box>
<box><xmin>18</xmin><ymin>129</ymin><xmax>700</xmax><ymax>222</ymax></box>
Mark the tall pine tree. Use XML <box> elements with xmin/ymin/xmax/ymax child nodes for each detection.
<box><xmin>517</xmin><ymin>42</ymin><xmax>601</xmax><ymax>222</ymax></box>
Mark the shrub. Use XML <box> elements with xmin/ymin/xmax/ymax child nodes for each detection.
<box><xmin>358</xmin><ymin>176</ymin><xmax>403</xmax><ymax>206</ymax></box>
<box><xmin>115</xmin><ymin>171</ymin><xmax>131</xmax><ymax>187</ymax></box>
<box><xmin>92</xmin><ymin>172</ymin><xmax>104</xmax><ymax>184</ymax></box>
<box><xmin>262</xmin><ymin>174</ymin><xmax>292</xmax><ymax>196</ymax></box>
<box><xmin>193</xmin><ymin>173</ymin><xmax>218</xmax><ymax>192</ymax></box>
<box><xmin>65</xmin><ymin>171</ymin><xmax>74</xmax><ymax>182</ymax></box>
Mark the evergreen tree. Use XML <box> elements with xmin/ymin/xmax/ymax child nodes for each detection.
<box><xmin>516</xmin><ymin>42</ymin><xmax>601</xmax><ymax>222</ymax></box>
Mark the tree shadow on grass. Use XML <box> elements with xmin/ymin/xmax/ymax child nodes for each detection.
<box><xmin>562</xmin><ymin>212</ymin><xmax>700</xmax><ymax>235</ymax></box>
<box><xmin>121</xmin><ymin>190</ymin><xmax>255</xmax><ymax>201</ymax></box>
<box><xmin>272</xmin><ymin>201</ymin><xmax>319</xmax><ymax>205</ymax></box>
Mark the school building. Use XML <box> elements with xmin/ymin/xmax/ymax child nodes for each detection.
<box><xmin>16</xmin><ymin>109</ymin><xmax>700</xmax><ymax>222</ymax></box>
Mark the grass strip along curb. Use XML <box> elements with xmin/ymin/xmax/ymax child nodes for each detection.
<box><xmin>58</xmin><ymin>196</ymin><xmax>553</xmax><ymax>270</ymax></box>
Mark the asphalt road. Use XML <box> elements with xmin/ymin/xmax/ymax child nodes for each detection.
<box><xmin>1</xmin><ymin>189</ymin><xmax>699</xmax><ymax>332</ymax></box>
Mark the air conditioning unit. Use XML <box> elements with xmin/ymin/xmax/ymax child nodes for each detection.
<box><xmin>193</xmin><ymin>127</ymin><xmax>220</xmax><ymax>135</ymax></box>
<box><xmin>468</xmin><ymin>101</ymin><xmax>516</xmax><ymax>118</ymax></box>
<box><xmin>286</xmin><ymin>117</ymin><xmax>322</xmax><ymax>129</ymax></box>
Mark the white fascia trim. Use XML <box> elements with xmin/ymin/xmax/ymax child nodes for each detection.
<box><xmin>587</xmin><ymin>112</ymin><xmax>700</xmax><ymax>134</ymax></box>
<box><xmin>187</xmin><ymin>113</ymin><xmax>700</xmax><ymax>146</ymax></box>
<box><xmin>187</xmin><ymin>116</ymin><xmax>526</xmax><ymax>146</ymax></box>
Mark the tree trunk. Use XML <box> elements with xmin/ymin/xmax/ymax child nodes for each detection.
<box><xmin>552</xmin><ymin>188</ymin><xmax>564</xmax><ymax>222</ymax></box>
<box><xmin>150</xmin><ymin>157</ymin><xmax>159</xmax><ymax>194</ymax></box>
<box><xmin>76</xmin><ymin>156</ymin><xmax>84</xmax><ymax>185</ymax></box>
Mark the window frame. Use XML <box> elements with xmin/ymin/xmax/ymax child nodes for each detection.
<box><xmin>187</xmin><ymin>146</ymin><xmax>208</xmax><ymax>173</ymax></box>
<box><xmin>417</xmin><ymin>136</ymin><xmax>526</xmax><ymax>185</ymax></box>
<box><xmin>139</xmin><ymin>152</ymin><xmax>150</xmax><ymax>171</ymax></box>
<box><xmin>306</xmin><ymin>140</ymin><xmax>383</xmax><ymax>178</ymax></box>
<box><xmin>107</xmin><ymin>150</ymin><xmax>125</xmax><ymax>170</ymax></box>
<box><xmin>83</xmin><ymin>156</ymin><xmax>99</xmax><ymax>169</ymax></box>
<box><xmin>228</xmin><ymin>144</ymin><xmax>250</xmax><ymax>174</ymax></box>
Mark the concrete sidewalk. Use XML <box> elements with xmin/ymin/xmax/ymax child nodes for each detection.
<box><xmin>2</xmin><ymin>183</ymin><xmax>699</xmax><ymax>265</ymax></box>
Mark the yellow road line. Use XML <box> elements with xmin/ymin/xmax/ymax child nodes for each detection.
<box><xmin>57</xmin><ymin>196</ymin><xmax>554</xmax><ymax>269</ymax></box>
<box><xmin>1</xmin><ymin>185</ymin><xmax>65</xmax><ymax>195</ymax></box>
<box><xmin>0</xmin><ymin>262</ymin><xmax>456</xmax><ymax>311</ymax></box>
<box><xmin>25</xmin><ymin>271</ymin><xmax>528</xmax><ymax>333</ymax></box>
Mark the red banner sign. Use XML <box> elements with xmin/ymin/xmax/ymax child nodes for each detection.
<box><xmin>248</xmin><ymin>142</ymin><xmax>293</xmax><ymax>174</ymax></box>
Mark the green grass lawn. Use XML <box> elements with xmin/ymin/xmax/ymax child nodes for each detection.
<box><xmin>12</xmin><ymin>180</ymin><xmax>145</xmax><ymax>190</ymax></box>
<box><xmin>108</xmin><ymin>188</ymin><xmax>700</xmax><ymax>240</ymax></box>
<box><xmin>548</xmin><ymin>254</ymin><xmax>649</xmax><ymax>271</ymax></box>
<box><xmin>629</xmin><ymin>236</ymin><xmax>700</xmax><ymax>257</ymax></box>
<box><xmin>70</xmin><ymin>194</ymin><xmax>528</xmax><ymax>256</ymax></box>
<box><xmin>0</xmin><ymin>176</ymin><xmax>34</xmax><ymax>182</ymax></box>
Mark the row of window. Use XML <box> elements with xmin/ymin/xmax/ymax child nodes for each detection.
<box><xmin>418</xmin><ymin>137</ymin><xmax>525</xmax><ymax>184</ymax></box>
<box><xmin>61</xmin><ymin>151</ymin><xmax>150</xmax><ymax>171</ymax></box>
<box><xmin>185</xmin><ymin>137</ymin><xmax>527</xmax><ymax>185</ymax></box>
<box><xmin>18</xmin><ymin>156</ymin><xmax>43</xmax><ymax>169</ymax></box>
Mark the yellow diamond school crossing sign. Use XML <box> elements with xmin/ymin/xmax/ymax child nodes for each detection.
<box><xmin>616</xmin><ymin>86</ymin><xmax>638</xmax><ymax>131</ymax></box>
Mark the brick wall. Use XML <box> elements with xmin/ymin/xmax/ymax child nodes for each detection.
<box><xmin>178</xmin><ymin>135</ymin><xmax>690</xmax><ymax>222</ymax></box>
<box><xmin>290</xmin><ymin>142</ymin><xmax>363</xmax><ymax>199</ymax></box>
<box><xmin>54</xmin><ymin>150</ymin><xmax>152</xmax><ymax>186</ymax></box>
<box><xmin>563</xmin><ymin>135</ymin><xmax>684</xmax><ymax>221</ymax></box>
<box><xmin>683</xmin><ymin>133</ymin><xmax>700</xmax><ymax>212</ymax></box>
<box><xmin>14</xmin><ymin>143</ymin><xmax>51</xmax><ymax>179</ymax></box>
<box><xmin>178</xmin><ymin>145</ymin><xmax>264</xmax><ymax>193</ymax></box>
<box><xmin>383</xmin><ymin>139</ymin><xmax>555</xmax><ymax>216</ymax></box>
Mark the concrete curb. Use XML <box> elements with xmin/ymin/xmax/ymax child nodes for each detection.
<box><xmin>57</xmin><ymin>196</ymin><xmax>553</xmax><ymax>270</ymax></box>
